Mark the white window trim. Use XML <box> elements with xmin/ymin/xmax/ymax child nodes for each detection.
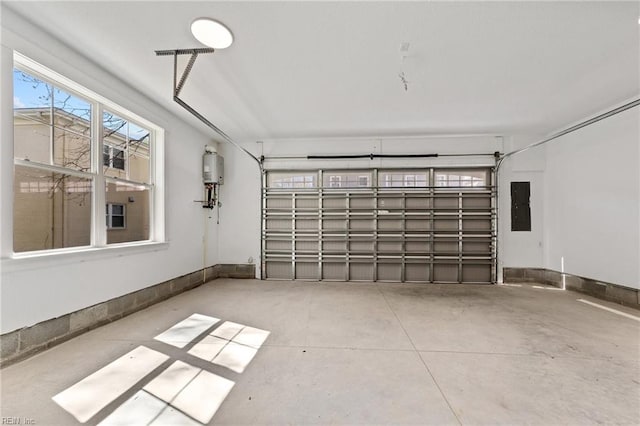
<box><xmin>11</xmin><ymin>52</ymin><xmax>165</xmax><ymax>259</ymax></box>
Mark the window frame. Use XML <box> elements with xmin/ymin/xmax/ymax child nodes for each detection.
<box><xmin>329</xmin><ymin>175</ymin><xmax>342</xmax><ymax>188</ymax></box>
<box><xmin>433</xmin><ymin>169</ymin><xmax>489</xmax><ymax>189</ymax></box>
<box><xmin>103</xmin><ymin>144</ymin><xmax>125</xmax><ymax>171</ymax></box>
<box><xmin>11</xmin><ymin>52</ymin><xmax>165</xmax><ymax>258</ymax></box>
<box><xmin>106</xmin><ymin>203</ymin><xmax>126</xmax><ymax>229</ymax></box>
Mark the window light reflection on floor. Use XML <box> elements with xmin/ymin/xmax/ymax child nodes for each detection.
<box><xmin>153</xmin><ymin>313</ymin><xmax>220</xmax><ymax>348</ymax></box>
<box><xmin>100</xmin><ymin>361</ymin><xmax>235</xmax><ymax>425</ymax></box>
<box><xmin>52</xmin><ymin>314</ymin><xmax>268</xmax><ymax>424</ymax></box>
<box><xmin>188</xmin><ymin>321</ymin><xmax>271</xmax><ymax>373</ymax></box>
<box><xmin>52</xmin><ymin>346</ymin><xmax>169</xmax><ymax>423</ymax></box>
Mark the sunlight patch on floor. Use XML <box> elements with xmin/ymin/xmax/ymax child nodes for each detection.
<box><xmin>52</xmin><ymin>314</ymin><xmax>269</xmax><ymax>424</ymax></box>
<box><xmin>153</xmin><ymin>313</ymin><xmax>220</xmax><ymax>348</ymax></box>
<box><xmin>52</xmin><ymin>346</ymin><xmax>169</xmax><ymax>423</ymax></box>
<box><xmin>188</xmin><ymin>321</ymin><xmax>270</xmax><ymax>373</ymax></box>
<box><xmin>99</xmin><ymin>361</ymin><xmax>234</xmax><ymax>425</ymax></box>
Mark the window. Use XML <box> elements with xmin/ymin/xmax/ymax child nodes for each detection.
<box><xmin>103</xmin><ymin>145</ymin><xmax>125</xmax><ymax>170</ymax></box>
<box><xmin>378</xmin><ymin>171</ymin><xmax>428</xmax><ymax>188</ymax></box>
<box><xmin>106</xmin><ymin>203</ymin><xmax>126</xmax><ymax>229</ymax></box>
<box><xmin>434</xmin><ymin>170</ymin><xmax>488</xmax><ymax>188</ymax></box>
<box><xmin>267</xmin><ymin>173</ymin><xmax>316</xmax><ymax>188</ymax></box>
<box><xmin>13</xmin><ymin>54</ymin><xmax>162</xmax><ymax>253</ymax></box>
<box><xmin>322</xmin><ymin>171</ymin><xmax>372</xmax><ymax>188</ymax></box>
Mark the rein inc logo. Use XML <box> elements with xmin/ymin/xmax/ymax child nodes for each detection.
<box><xmin>2</xmin><ymin>418</ymin><xmax>35</xmax><ymax>425</ymax></box>
<box><xmin>51</xmin><ymin>314</ymin><xmax>270</xmax><ymax>425</ymax></box>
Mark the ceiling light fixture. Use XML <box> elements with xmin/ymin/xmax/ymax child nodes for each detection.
<box><xmin>191</xmin><ymin>18</ymin><xmax>233</xmax><ymax>49</ymax></box>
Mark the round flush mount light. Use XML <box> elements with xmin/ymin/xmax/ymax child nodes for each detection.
<box><xmin>191</xmin><ymin>18</ymin><xmax>233</xmax><ymax>49</ymax></box>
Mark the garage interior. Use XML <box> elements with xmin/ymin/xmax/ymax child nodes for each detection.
<box><xmin>0</xmin><ymin>1</ymin><xmax>639</xmax><ymax>425</ymax></box>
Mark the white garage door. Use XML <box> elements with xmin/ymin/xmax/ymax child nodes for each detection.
<box><xmin>262</xmin><ymin>168</ymin><xmax>495</xmax><ymax>283</ymax></box>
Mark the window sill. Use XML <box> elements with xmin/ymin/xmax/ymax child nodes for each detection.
<box><xmin>1</xmin><ymin>241</ymin><xmax>169</xmax><ymax>274</ymax></box>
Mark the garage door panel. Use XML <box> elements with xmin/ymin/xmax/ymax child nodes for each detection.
<box><xmin>266</xmin><ymin>262</ymin><xmax>292</xmax><ymax>279</ymax></box>
<box><xmin>377</xmin><ymin>263</ymin><xmax>401</xmax><ymax>281</ymax></box>
<box><xmin>434</xmin><ymin>241</ymin><xmax>458</xmax><ymax>254</ymax></box>
<box><xmin>350</xmin><ymin>219</ymin><xmax>374</xmax><ymax>230</ymax></box>
<box><xmin>378</xmin><ymin>218</ymin><xmax>403</xmax><ymax>230</ymax></box>
<box><xmin>324</xmin><ymin>197</ymin><xmax>347</xmax><ymax>208</ymax></box>
<box><xmin>462</xmin><ymin>218</ymin><xmax>491</xmax><ymax>231</ymax></box>
<box><xmin>406</xmin><ymin>219</ymin><xmax>430</xmax><ymax>230</ymax></box>
<box><xmin>463</xmin><ymin>241</ymin><xmax>491</xmax><ymax>253</ymax></box>
<box><xmin>462</xmin><ymin>196</ymin><xmax>491</xmax><ymax>209</ymax></box>
<box><xmin>434</xmin><ymin>197</ymin><xmax>458</xmax><ymax>209</ymax></box>
<box><xmin>296</xmin><ymin>198</ymin><xmax>317</xmax><ymax>208</ymax></box>
<box><xmin>405</xmin><ymin>197</ymin><xmax>431</xmax><ymax>209</ymax></box>
<box><xmin>351</xmin><ymin>197</ymin><xmax>375</xmax><ymax>209</ymax></box>
<box><xmin>322</xmin><ymin>262</ymin><xmax>346</xmax><ymax>280</ymax></box>
<box><xmin>295</xmin><ymin>219</ymin><xmax>318</xmax><ymax>230</ymax></box>
<box><xmin>323</xmin><ymin>219</ymin><xmax>347</xmax><ymax>230</ymax></box>
<box><xmin>323</xmin><ymin>240</ymin><xmax>346</xmax><ymax>251</ymax></box>
<box><xmin>405</xmin><ymin>241</ymin><xmax>430</xmax><ymax>253</ymax></box>
<box><xmin>296</xmin><ymin>262</ymin><xmax>319</xmax><ymax>280</ymax></box>
<box><xmin>434</xmin><ymin>219</ymin><xmax>458</xmax><ymax>231</ymax></box>
<box><xmin>378</xmin><ymin>241</ymin><xmax>402</xmax><ymax>252</ymax></box>
<box><xmin>350</xmin><ymin>241</ymin><xmax>374</xmax><ymax>252</ymax></box>
<box><xmin>266</xmin><ymin>219</ymin><xmax>291</xmax><ymax>230</ymax></box>
<box><xmin>378</xmin><ymin>197</ymin><xmax>403</xmax><ymax>209</ymax></box>
<box><xmin>265</xmin><ymin>240</ymin><xmax>291</xmax><ymax>251</ymax></box>
<box><xmin>295</xmin><ymin>240</ymin><xmax>317</xmax><ymax>251</ymax></box>
<box><xmin>350</xmin><ymin>263</ymin><xmax>374</xmax><ymax>280</ymax></box>
<box><xmin>433</xmin><ymin>264</ymin><xmax>459</xmax><ymax>282</ymax></box>
<box><xmin>266</xmin><ymin>197</ymin><xmax>292</xmax><ymax>209</ymax></box>
<box><xmin>264</xmin><ymin>169</ymin><xmax>494</xmax><ymax>283</ymax></box>
<box><xmin>462</xmin><ymin>264</ymin><xmax>492</xmax><ymax>282</ymax></box>
<box><xmin>405</xmin><ymin>263</ymin><xmax>430</xmax><ymax>281</ymax></box>
<box><xmin>323</xmin><ymin>241</ymin><xmax>346</xmax><ymax>252</ymax></box>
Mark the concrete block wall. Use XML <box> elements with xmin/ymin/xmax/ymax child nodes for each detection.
<box><xmin>504</xmin><ymin>267</ymin><xmax>639</xmax><ymax>309</ymax></box>
<box><xmin>0</xmin><ymin>264</ymin><xmax>256</xmax><ymax>366</ymax></box>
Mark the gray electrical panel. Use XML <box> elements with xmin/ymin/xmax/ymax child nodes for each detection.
<box><xmin>511</xmin><ymin>181</ymin><xmax>530</xmax><ymax>231</ymax></box>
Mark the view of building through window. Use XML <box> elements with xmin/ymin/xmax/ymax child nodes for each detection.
<box><xmin>13</xmin><ymin>62</ymin><xmax>156</xmax><ymax>253</ymax></box>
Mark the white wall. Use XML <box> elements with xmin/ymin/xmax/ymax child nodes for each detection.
<box><xmin>217</xmin><ymin>135</ymin><xmax>504</xmax><ymax>279</ymax></box>
<box><xmin>216</xmin><ymin>140</ymin><xmax>262</xmax><ymax>271</ymax></box>
<box><xmin>544</xmin><ymin>107</ymin><xmax>639</xmax><ymax>289</ymax></box>
<box><xmin>0</xmin><ymin>8</ymin><xmax>219</xmax><ymax>333</ymax></box>
<box><xmin>496</xmin><ymin>135</ymin><xmax>546</xmax><ymax>281</ymax></box>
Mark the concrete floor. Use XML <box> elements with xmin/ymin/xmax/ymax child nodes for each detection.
<box><xmin>1</xmin><ymin>279</ymin><xmax>639</xmax><ymax>425</ymax></box>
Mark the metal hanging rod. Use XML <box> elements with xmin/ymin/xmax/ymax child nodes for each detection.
<box><xmin>492</xmin><ymin>97</ymin><xmax>638</xmax><ymax>283</ymax></box>
<box><xmin>262</xmin><ymin>152</ymin><xmax>500</xmax><ymax>161</ymax></box>
<box><xmin>308</xmin><ymin>153</ymin><xmax>438</xmax><ymax>160</ymax></box>
<box><xmin>155</xmin><ymin>48</ymin><xmax>262</xmax><ymax>170</ymax></box>
<box><xmin>497</xmin><ymin>98</ymin><xmax>640</xmax><ymax>170</ymax></box>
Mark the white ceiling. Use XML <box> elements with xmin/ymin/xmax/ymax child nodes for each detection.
<box><xmin>6</xmin><ymin>1</ymin><xmax>640</xmax><ymax>143</ymax></box>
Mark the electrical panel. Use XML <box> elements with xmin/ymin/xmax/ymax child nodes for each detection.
<box><xmin>511</xmin><ymin>181</ymin><xmax>531</xmax><ymax>231</ymax></box>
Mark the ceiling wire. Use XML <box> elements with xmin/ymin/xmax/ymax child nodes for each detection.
<box><xmin>399</xmin><ymin>42</ymin><xmax>410</xmax><ymax>92</ymax></box>
<box><xmin>398</xmin><ymin>72</ymin><xmax>409</xmax><ymax>92</ymax></box>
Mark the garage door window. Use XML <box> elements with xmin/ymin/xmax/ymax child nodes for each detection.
<box><xmin>435</xmin><ymin>170</ymin><xmax>488</xmax><ymax>188</ymax></box>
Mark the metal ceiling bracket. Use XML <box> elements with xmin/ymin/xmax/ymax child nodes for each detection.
<box><xmin>155</xmin><ymin>48</ymin><xmax>263</xmax><ymax>170</ymax></box>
